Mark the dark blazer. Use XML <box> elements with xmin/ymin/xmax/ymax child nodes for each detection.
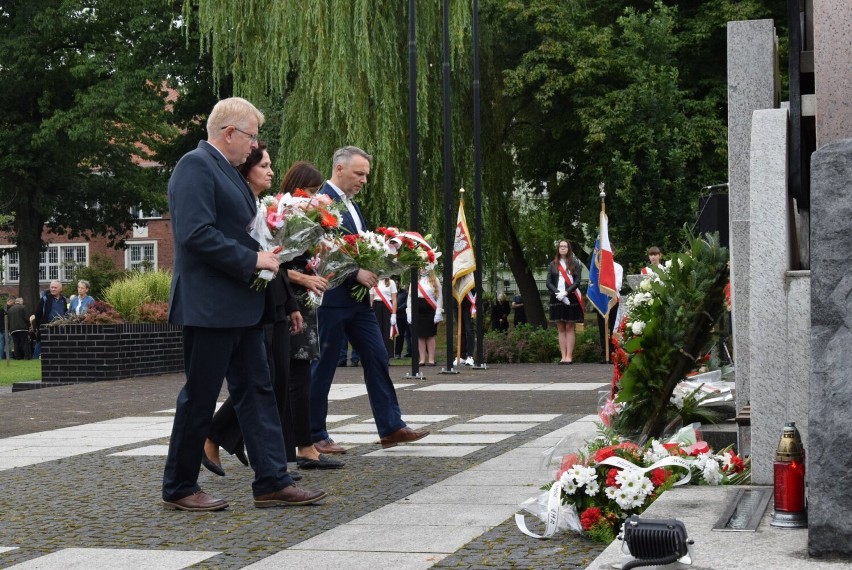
<box><xmin>168</xmin><ymin>140</ymin><xmax>265</xmax><ymax>327</ymax></box>
<box><xmin>546</xmin><ymin>257</ymin><xmax>583</xmax><ymax>303</ymax></box>
<box><xmin>317</xmin><ymin>182</ymin><xmax>369</xmax><ymax>308</ymax></box>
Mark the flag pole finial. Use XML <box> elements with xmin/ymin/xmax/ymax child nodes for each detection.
<box><xmin>460</xmin><ymin>187</ymin><xmax>465</xmax><ymax>194</ymax></box>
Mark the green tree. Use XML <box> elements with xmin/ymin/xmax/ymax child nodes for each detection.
<box><xmin>0</xmin><ymin>0</ymin><xmax>209</xmax><ymax>306</ymax></box>
<box><xmin>500</xmin><ymin>0</ymin><xmax>783</xmax><ymax>270</ymax></box>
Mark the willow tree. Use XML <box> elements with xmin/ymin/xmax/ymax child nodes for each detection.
<box><xmin>186</xmin><ymin>1</ymin><xmax>474</xmax><ymax>232</ymax></box>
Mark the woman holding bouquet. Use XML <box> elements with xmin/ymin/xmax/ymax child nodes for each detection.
<box><xmin>280</xmin><ymin>161</ymin><xmax>344</xmax><ymax>469</ymax></box>
<box><xmin>408</xmin><ymin>268</ymin><xmax>442</xmax><ymax>366</ymax></box>
<box><xmin>204</xmin><ymin>145</ymin><xmax>322</xmax><ymax>476</ymax></box>
<box><xmin>546</xmin><ymin>239</ymin><xmax>585</xmax><ymax>365</ymax></box>
<box><xmin>370</xmin><ymin>277</ymin><xmax>398</xmax><ymax>362</ymax></box>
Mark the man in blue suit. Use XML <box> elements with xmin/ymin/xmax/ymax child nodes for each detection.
<box><xmin>162</xmin><ymin>97</ymin><xmax>325</xmax><ymax>511</ymax></box>
<box><xmin>311</xmin><ymin>146</ymin><xmax>429</xmax><ymax>454</ymax></box>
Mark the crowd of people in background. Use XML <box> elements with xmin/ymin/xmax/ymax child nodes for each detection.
<box><xmin>0</xmin><ymin>279</ymin><xmax>94</xmax><ymax>360</ymax></box>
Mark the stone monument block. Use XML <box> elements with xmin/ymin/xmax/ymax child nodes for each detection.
<box><xmin>809</xmin><ymin>138</ymin><xmax>852</xmax><ymax>557</ymax></box>
<box><xmin>747</xmin><ymin>107</ymin><xmax>794</xmax><ymax>485</ymax></box>
<box><xmin>727</xmin><ymin>20</ymin><xmax>778</xmax><ymax>417</ymax></box>
<box><xmin>813</xmin><ymin>1</ymin><xmax>852</xmax><ymax>147</ymax></box>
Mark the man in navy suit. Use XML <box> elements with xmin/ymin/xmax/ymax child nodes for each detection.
<box><xmin>311</xmin><ymin>146</ymin><xmax>429</xmax><ymax>454</ymax></box>
<box><xmin>162</xmin><ymin>97</ymin><xmax>325</xmax><ymax>511</ymax></box>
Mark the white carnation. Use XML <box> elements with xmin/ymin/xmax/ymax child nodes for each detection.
<box><xmin>631</xmin><ymin>321</ymin><xmax>646</xmax><ymax>335</ymax></box>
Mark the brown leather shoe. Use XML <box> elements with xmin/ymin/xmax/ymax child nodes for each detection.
<box><xmin>314</xmin><ymin>438</ymin><xmax>346</xmax><ymax>455</ymax></box>
<box><xmin>253</xmin><ymin>484</ymin><xmax>327</xmax><ymax>508</ymax></box>
<box><xmin>379</xmin><ymin>427</ymin><xmax>430</xmax><ymax>449</ymax></box>
<box><xmin>163</xmin><ymin>490</ymin><xmax>228</xmax><ymax>512</ymax></box>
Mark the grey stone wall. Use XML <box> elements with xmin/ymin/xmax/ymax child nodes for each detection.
<box><xmin>813</xmin><ymin>1</ymin><xmax>852</xmax><ymax>147</ymax></box>
<box><xmin>809</xmin><ymin>138</ymin><xmax>852</xmax><ymax>557</ymax></box>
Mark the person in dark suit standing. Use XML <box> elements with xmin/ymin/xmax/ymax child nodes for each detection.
<box><xmin>310</xmin><ymin>146</ymin><xmax>430</xmax><ymax>454</ymax></box>
<box><xmin>162</xmin><ymin>97</ymin><xmax>325</xmax><ymax>511</ymax></box>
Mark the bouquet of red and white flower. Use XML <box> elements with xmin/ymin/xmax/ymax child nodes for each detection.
<box><xmin>516</xmin><ymin>424</ymin><xmax>749</xmax><ymax>544</ymax></box>
<box><xmin>307</xmin><ymin>227</ymin><xmax>440</xmax><ymax>304</ymax></box>
<box><xmin>249</xmin><ymin>190</ymin><xmax>342</xmax><ymax>289</ymax></box>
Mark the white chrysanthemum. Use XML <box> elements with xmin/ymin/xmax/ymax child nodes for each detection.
<box><xmin>585</xmin><ymin>479</ymin><xmax>600</xmax><ymax>496</ymax></box>
<box><xmin>605</xmin><ymin>486</ymin><xmax>618</xmax><ymax>500</ymax></box>
<box><xmin>559</xmin><ymin>472</ymin><xmax>572</xmax><ymax>486</ymax></box>
<box><xmin>638</xmin><ymin>478</ymin><xmax>654</xmax><ymax>495</ymax></box>
<box><xmin>644</xmin><ymin>440</ymin><xmax>669</xmax><ymax>463</ymax></box>
<box><xmin>692</xmin><ymin>451</ymin><xmax>713</xmax><ymax>472</ymax></box>
<box><xmin>631</xmin><ymin>321</ymin><xmax>646</xmax><ymax>335</ymax></box>
<box><xmin>703</xmin><ymin>458</ymin><xmax>723</xmax><ymax>485</ymax></box>
<box><xmin>570</xmin><ymin>465</ymin><xmax>597</xmax><ymax>486</ymax></box>
<box><xmin>562</xmin><ymin>480</ymin><xmax>578</xmax><ymax>495</ymax></box>
<box><xmin>614</xmin><ymin>488</ymin><xmax>637</xmax><ymax>510</ymax></box>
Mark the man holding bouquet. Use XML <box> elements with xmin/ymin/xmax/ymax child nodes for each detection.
<box><xmin>311</xmin><ymin>146</ymin><xmax>429</xmax><ymax>453</ymax></box>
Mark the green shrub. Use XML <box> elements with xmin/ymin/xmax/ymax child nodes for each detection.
<box><xmin>103</xmin><ymin>270</ymin><xmax>172</xmax><ymax>323</ymax></box>
<box><xmin>484</xmin><ymin>324</ymin><xmax>560</xmax><ymax>363</ymax></box>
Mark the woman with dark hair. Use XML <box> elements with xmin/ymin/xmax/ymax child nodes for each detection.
<box><xmin>280</xmin><ymin>161</ymin><xmax>344</xmax><ymax>469</ymax></box>
<box><xmin>546</xmin><ymin>239</ymin><xmax>584</xmax><ymax>364</ymax></box>
<box><xmin>203</xmin><ymin>143</ymin><xmax>310</xmax><ymax>476</ymax></box>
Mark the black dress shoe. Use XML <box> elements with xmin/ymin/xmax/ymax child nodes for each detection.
<box><xmin>233</xmin><ymin>447</ymin><xmax>249</xmax><ymax>467</ymax></box>
<box><xmin>296</xmin><ymin>454</ymin><xmax>346</xmax><ymax>469</ymax></box>
<box><xmin>201</xmin><ymin>453</ymin><xmax>225</xmax><ymax>477</ymax></box>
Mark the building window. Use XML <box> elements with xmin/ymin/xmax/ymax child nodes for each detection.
<box><xmin>0</xmin><ymin>244</ymin><xmax>88</xmax><ymax>285</ymax></box>
<box><xmin>131</xmin><ymin>206</ymin><xmax>162</xmax><ymax>220</ymax></box>
<box><xmin>126</xmin><ymin>241</ymin><xmax>157</xmax><ymax>271</ymax></box>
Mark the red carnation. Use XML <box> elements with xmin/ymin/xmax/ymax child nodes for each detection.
<box><xmin>580</xmin><ymin>507</ymin><xmax>603</xmax><ymax>531</ymax></box>
<box><xmin>343</xmin><ymin>234</ymin><xmax>359</xmax><ymax>246</ymax></box>
<box><xmin>650</xmin><ymin>468</ymin><xmax>669</xmax><ymax>486</ymax></box>
<box><xmin>605</xmin><ymin>468</ymin><xmax>619</xmax><ymax>487</ymax></box>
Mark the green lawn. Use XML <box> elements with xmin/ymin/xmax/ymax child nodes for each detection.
<box><xmin>0</xmin><ymin>359</ymin><xmax>41</xmax><ymax>386</ymax></box>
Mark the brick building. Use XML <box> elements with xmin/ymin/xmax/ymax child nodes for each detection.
<box><xmin>0</xmin><ymin>210</ymin><xmax>174</xmax><ymax>297</ymax></box>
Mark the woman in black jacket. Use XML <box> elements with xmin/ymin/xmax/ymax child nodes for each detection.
<box><xmin>546</xmin><ymin>240</ymin><xmax>584</xmax><ymax>364</ymax></box>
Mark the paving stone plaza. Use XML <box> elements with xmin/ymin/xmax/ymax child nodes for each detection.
<box><xmin>0</xmin><ymin>363</ymin><xmax>611</xmax><ymax>569</ymax></box>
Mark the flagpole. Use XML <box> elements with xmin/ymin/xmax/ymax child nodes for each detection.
<box><xmin>600</xmin><ymin>188</ymin><xmax>611</xmax><ymax>364</ymax></box>
<box><xmin>472</xmin><ymin>0</ymin><xmax>485</xmax><ymax>368</ymax></box>
<box><xmin>440</xmin><ymin>0</ymin><xmax>458</xmax><ymax>374</ymax></box>
<box><xmin>405</xmin><ymin>0</ymin><xmax>423</xmax><ymax>379</ymax></box>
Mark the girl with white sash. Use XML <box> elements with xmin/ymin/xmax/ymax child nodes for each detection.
<box><xmin>370</xmin><ymin>277</ymin><xmax>398</xmax><ymax>362</ymax></box>
<box><xmin>407</xmin><ymin>269</ymin><xmax>442</xmax><ymax>365</ymax></box>
<box><xmin>545</xmin><ymin>239</ymin><xmax>585</xmax><ymax>364</ymax></box>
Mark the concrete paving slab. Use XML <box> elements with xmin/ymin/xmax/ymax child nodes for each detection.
<box><xmin>350</xmin><ymin>503</ymin><xmax>519</xmax><ymax>527</ymax></box>
<box><xmin>331</xmin><ymin>423</ymin><xmax>426</xmax><ymax>433</ymax></box>
<box><xmin>402</xmin><ymin>484</ymin><xmax>538</xmax><ymax>505</ymax></box>
<box><xmin>243</xmin><ymin>549</ymin><xmax>444</xmax><ymax>570</ymax></box>
<box><xmin>5</xmin><ymin>547</ymin><xmax>220</xmax><ymax>569</ymax></box>
<box><xmin>414</xmin><ymin>383</ymin><xmax>492</xmax><ymax>391</ymax></box>
<box><xmin>439</xmin><ymin>423</ymin><xmax>537</xmax><ymax>432</ymax></box>
<box><xmin>398</xmin><ymin>433</ymin><xmax>515</xmax><ymax>444</ymax></box>
<box><xmin>363</xmin><ymin>445</ymin><xmax>485</xmax><ymax>458</ymax></box>
<box><xmin>470</xmin><ymin>414</ymin><xmax>561</xmax><ymax>422</ymax></box>
<box><xmin>439</xmin><ymin>469</ymin><xmax>545</xmax><ymax>488</ymax></box>
<box><xmin>289</xmin><ymin>523</ymin><xmax>491</xmax><ymax>553</ymax></box>
<box><xmin>0</xmin><ymin>547</ymin><xmax>18</xmax><ymax>554</ymax></box>
<box><xmin>327</xmin><ymin>414</ymin><xmax>358</xmax><ymax>423</ymax></box>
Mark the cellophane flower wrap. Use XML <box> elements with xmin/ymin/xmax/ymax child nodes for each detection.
<box><xmin>313</xmin><ymin>228</ymin><xmax>440</xmax><ymax>303</ymax></box>
<box><xmin>249</xmin><ymin>191</ymin><xmax>341</xmax><ymax>289</ymax></box>
<box><xmin>305</xmin><ymin>236</ymin><xmax>360</xmax><ymax>307</ymax></box>
<box><xmin>516</xmin><ymin>424</ymin><xmax>749</xmax><ymax>543</ymax></box>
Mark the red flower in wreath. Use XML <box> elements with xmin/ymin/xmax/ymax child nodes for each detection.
<box><xmin>580</xmin><ymin>507</ymin><xmax>603</xmax><ymax>531</ymax></box>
